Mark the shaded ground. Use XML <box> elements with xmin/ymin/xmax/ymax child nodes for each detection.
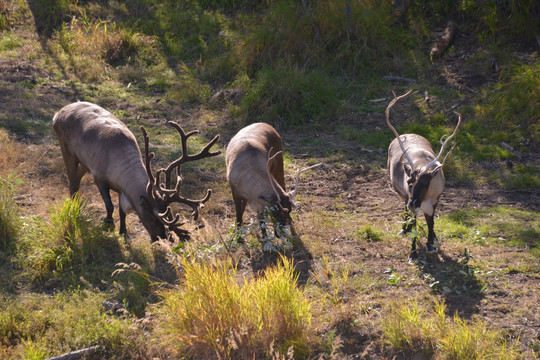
<box><xmin>1</xmin><ymin>22</ymin><xmax>539</xmax><ymax>359</ymax></box>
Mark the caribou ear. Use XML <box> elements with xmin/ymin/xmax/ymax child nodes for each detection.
<box><xmin>259</xmin><ymin>194</ymin><xmax>277</xmax><ymax>204</ymax></box>
<box><xmin>404</xmin><ymin>163</ymin><xmax>413</xmax><ymax>178</ymax></box>
<box><xmin>429</xmin><ymin>167</ymin><xmax>442</xmax><ymax>178</ymax></box>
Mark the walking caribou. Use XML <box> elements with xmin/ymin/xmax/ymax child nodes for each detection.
<box><xmin>386</xmin><ymin>91</ymin><xmax>462</xmax><ymax>260</ymax></box>
<box><xmin>225</xmin><ymin>122</ymin><xmax>320</xmax><ymax>229</ymax></box>
<box><xmin>53</xmin><ymin>101</ymin><xmax>220</xmax><ymax>241</ymax></box>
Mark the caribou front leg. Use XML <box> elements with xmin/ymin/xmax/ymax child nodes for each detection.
<box><xmin>425</xmin><ymin>213</ymin><xmax>439</xmax><ymax>253</ymax></box>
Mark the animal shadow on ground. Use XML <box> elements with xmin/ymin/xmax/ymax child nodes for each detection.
<box><xmin>416</xmin><ymin>249</ymin><xmax>485</xmax><ymax>318</ymax></box>
<box><xmin>250</xmin><ymin>226</ymin><xmax>313</xmax><ymax>286</ymax></box>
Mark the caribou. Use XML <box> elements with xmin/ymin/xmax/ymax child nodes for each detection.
<box><xmin>225</xmin><ymin>122</ymin><xmax>320</xmax><ymax>230</ymax></box>
<box><xmin>53</xmin><ymin>101</ymin><xmax>220</xmax><ymax>241</ymax></box>
<box><xmin>386</xmin><ymin>91</ymin><xmax>462</xmax><ymax>260</ymax></box>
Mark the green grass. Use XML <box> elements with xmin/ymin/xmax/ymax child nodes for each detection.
<box><xmin>0</xmin><ymin>290</ymin><xmax>132</xmax><ymax>359</ymax></box>
<box><xmin>15</xmin><ymin>194</ymin><xmax>126</xmax><ymax>282</ymax></box>
<box><xmin>0</xmin><ymin>177</ymin><xmax>21</xmax><ymax>253</ymax></box>
<box><xmin>383</xmin><ymin>297</ymin><xmax>522</xmax><ymax>359</ymax></box>
<box><xmin>439</xmin><ymin>206</ymin><xmax>540</xmax><ymax>258</ymax></box>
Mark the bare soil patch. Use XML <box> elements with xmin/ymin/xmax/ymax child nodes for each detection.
<box><xmin>2</xmin><ymin>31</ymin><xmax>539</xmax><ymax>358</ymax></box>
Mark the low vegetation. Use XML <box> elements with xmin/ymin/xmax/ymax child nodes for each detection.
<box><xmin>383</xmin><ymin>298</ymin><xmax>521</xmax><ymax>359</ymax></box>
<box><xmin>0</xmin><ymin>0</ymin><xmax>538</xmax><ymax>359</ymax></box>
<box><xmin>156</xmin><ymin>256</ymin><xmax>311</xmax><ymax>359</ymax></box>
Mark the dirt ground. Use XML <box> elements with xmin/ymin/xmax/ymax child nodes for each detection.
<box><xmin>2</xmin><ymin>26</ymin><xmax>539</xmax><ymax>358</ymax></box>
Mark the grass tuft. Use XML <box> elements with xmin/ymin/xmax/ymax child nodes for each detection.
<box><xmin>0</xmin><ymin>176</ymin><xmax>21</xmax><ymax>253</ymax></box>
<box><xmin>0</xmin><ymin>290</ymin><xmax>131</xmax><ymax>359</ymax></box>
<box><xmin>17</xmin><ymin>194</ymin><xmax>119</xmax><ymax>280</ymax></box>
<box><xmin>383</xmin><ymin>297</ymin><xmax>522</xmax><ymax>359</ymax></box>
<box><xmin>239</xmin><ymin>66</ymin><xmax>338</xmax><ymax>128</ymax></box>
<box><xmin>156</xmin><ymin>255</ymin><xmax>312</xmax><ymax>359</ymax></box>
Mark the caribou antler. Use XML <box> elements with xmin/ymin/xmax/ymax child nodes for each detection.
<box><xmin>290</xmin><ymin>162</ymin><xmax>322</xmax><ymax>201</ymax></box>
<box><xmin>266</xmin><ymin>149</ymin><xmax>322</xmax><ymax>207</ymax></box>
<box><xmin>140</xmin><ymin>123</ymin><xmax>221</xmax><ymax>232</ymax></box>
<box><xmin>267</xmin><ymin>148</ymin><xmax>286</xmax><ymax>212</ymax></box>
<box><xmin>425</xmin><ymin>112</ymin><xmax>462</xmax><ymax>172</ymax></box>
<box><xmin>385</xmin><ymin>90</ymin><xmax>415</xmax><ymax>172</ymax></box>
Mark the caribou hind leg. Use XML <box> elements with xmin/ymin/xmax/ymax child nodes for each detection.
<box><xmin>232</xmin><ymin>190</ymin><xmax>247</xmax><ymax>227</ymax></box>
<box><xmin>60</xmin><ymin>150</ymin><xmax>87</xmax><ymax>196</ymax></box>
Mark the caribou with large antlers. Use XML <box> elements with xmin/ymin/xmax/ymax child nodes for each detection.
<box><xmin>386</xmin><ymin>91</ymin><xmax>462</xmax><ymax>260</ymax></box>
<box><xmin>226</xmin><ymin>122</ymin><xmax>320</xmax><ymax>229</ymax></box>
<box><xmin>53</xmin><ymin>101</ymin><xmax>220</xmax><ymax>241</ymax></box>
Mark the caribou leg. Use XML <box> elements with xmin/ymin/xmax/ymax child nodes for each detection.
<box><xmin>96</xmin><ymin>182</ymin><xmax>115</xmax><ymax>229</ymax></box>
<box><xmin>425</xmin><ymin>213</ymin><xmax>439</xmax><ymax>253</ymax></box>
<box><xmin>232</xmin><ymin>192</ymin><xmax>247</xmax><ymax>226</ymax></box>
<box><xmin>119</xmin><ymin>207</ymin><xmax>131</xmax><ymax>240</ymax></box>
<box><xmin>410</xmin><ymin>236</ymin><xmax>419</xmax><ymax>262</ymax></box>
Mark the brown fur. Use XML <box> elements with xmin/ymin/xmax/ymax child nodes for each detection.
<box><xmin>384</xmin><ymin>91</ymin><xmax>460</xmax><ymax>259</ymax></box>
<box><xmin>225</xmin><ymin>123</ymin><xmax>289</xmax><ymax>225</ymax></box>
<box><xmin>53</xmin><ymin>101</ymin><xmax>165</xmax><ymax>241</ymax></box>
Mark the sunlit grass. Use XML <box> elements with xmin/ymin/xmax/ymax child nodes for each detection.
<box><xmin>16</xmin><ymin>194</ymin><xmax>120</xmax><ymax>280</ymax></box>
<box><xmin>0</xmin><ymin>290</ymin><xmax>132</xmax><ymax>359</ymax></box>
<box><xmin>155</xmin><ymin>255</ymin><xmax>312</xmax><ymax>359</ymax></box>
<box><xmin>0</xmin><ymin>178</ymin><xmax>21</xmax><ymax>253</ymax></box>
<box><xmin>383</xmin><ymin>297</ymin><xmax>522</xmax><ymax>359</ymax></box>
<box><xmin>438</xmin><ymin>206</ymin><xmax>540</xmax><ymax>258</ymax></box>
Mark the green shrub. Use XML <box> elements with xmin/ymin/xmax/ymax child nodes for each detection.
<box><xmin>407</xmin><ymin>0</ymin><xmax>539</xmax><ymax>39</ymax></box>
<box><xmin>156</xmin><ymin>255</ymin><xmax>312</xmax><ymax>359</ymax></box>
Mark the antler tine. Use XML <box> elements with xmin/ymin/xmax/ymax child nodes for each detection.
<box><xmin>267</xmin><ymin>148</ymin><xmax>286</xmax><ymax>211</ymax></box>
<box><xmin>142</xmin><ymin>123</ymin><xmax>220</xmax><ymax>231</ymax></box>
<box><xmin>425</xmin><ymin>111</ymin><xmax>462</xmax><ymax>171</ymax></box>
<box><xmin>168</xmin><ymin>189</ymin><xmax>213</xmax><ymax>221</ymax></box>
<box><xmin>161</xmin><ymin>121</ymin><xmax>221</xmax><ymax>189</ymax></box>
<box><xmin>140</xmin><ymin>126</ymin><xmax>161</xmax><ymax>207</ymax></box>
<box><xmin>385</xmin><ymin>90</ymin><xmax>415</xmax><ymax>172</ymax></box>
<box><xmin>290</xmin><ymin>162</ymin><xmax>322</xmax><ymax>200</ymax></box>
<box><xmin>157</xmin><ymin>207</ymin><xmax>183</xmax><ymax>227</ymax></box>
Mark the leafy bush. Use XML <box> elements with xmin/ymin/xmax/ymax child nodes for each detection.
<box><xmin>156</xmin><ymin>255</ymin><xmax>312</xmax><ymax>359</ymax></box>
<box><xmin>407</xmin><ymin>0</ymin><xmax>539</xmax><ymax>39</ymax></box>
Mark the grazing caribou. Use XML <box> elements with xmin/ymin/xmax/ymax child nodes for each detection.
<box><xmin>225</xmin><ymin>122</ymin><xmax>320</xmax><ymax>229</ymax></box>
<box><xmin>53</xmin><ymin>101</ymin><xmax>220</xmax><ymax>241</ymax></box>
<box><xmin>386</xmin><ymin>91</ymin><xmax>462</xmax><ymax>260</ymax></box>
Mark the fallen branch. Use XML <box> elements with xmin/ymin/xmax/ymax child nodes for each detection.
<box><xmin>45</xmin><ymin>345</ymin><xmax>101</xmax><ymax>360</ymax></box>
<box><xmin>430</xmin><ymin>21</ymin><xmax>458</xmax><ymax>59</ymax></box>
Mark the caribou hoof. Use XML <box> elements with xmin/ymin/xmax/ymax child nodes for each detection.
<box><xmin>398</xmin><ymin>229</ymin><xmax>407</xmax><ymax>236</ymax></box>
<box><xmin>408</xmin><ymin>250</ymin><xmax>419</xmax><ymax>264</ymax></box>
<box><xmin>426</xmin><ymin>243</ymin><xmax>439</xmax><ymax>253</ymax></box>
<box><xmin>101</xmin><ymin>217</ymin><xmax>115</xmax><ymax>231</ymax></box>
<box><xmin>426</xmin><ymin>238</ymin><xmax>440</xmax><ymax>253</ymax></box>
